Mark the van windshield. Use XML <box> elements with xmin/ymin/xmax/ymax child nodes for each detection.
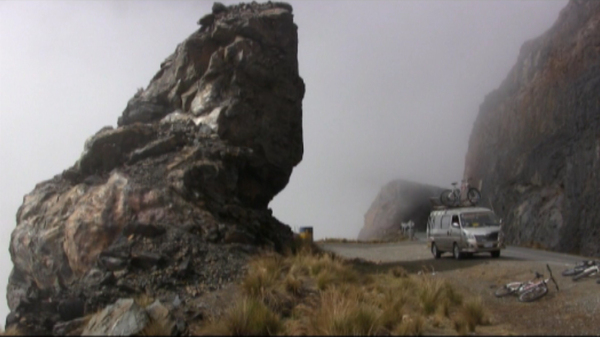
<box><xmin>460</xmin><ymin>212</ymin><xmax>500</xmax><ymax>228</ymax></box>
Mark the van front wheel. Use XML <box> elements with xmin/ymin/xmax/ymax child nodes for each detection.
<box><xmin>431</xmin><ymin>243</ymin><xmax>442</xmax><ymax>259</ymax></box>
<box><xmin>453</xmin><ymin>243</ymin><xmax>463</xmax><ymax>260</ymax></box>
<box><xmin>491</xmin><ymin>250</ymin><xmax>501</xmax><ymax>258</ymax></box>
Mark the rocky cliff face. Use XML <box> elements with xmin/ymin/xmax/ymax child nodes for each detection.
<box><xmin>464</xmin><ymin>0</ymin><xmax>600</xmax><ymax>256</ymax></box>
<box><xmin>6</xmin><ymin>2</ymin><xmax>304</xmax><ymax>334</ymax></box>
<box><xmin>359</xmin><ymin>180</ymin><xmax>444</xmax><ymax>241</ymax></box>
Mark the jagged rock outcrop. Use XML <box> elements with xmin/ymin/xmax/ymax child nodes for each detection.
<box><xmin>464</xmin><ymin>0</ymin><xmax>600</xmax><ymax>256</ymax></box>
<box><xmin>358</xmin><ymin>179</ymin><xmax>444</xmax><ymax>241</ymax></box>
<box><xmin>6</xmin><ymin>2</ymin><xmax>304</xmax><ymax>334</ymax></box>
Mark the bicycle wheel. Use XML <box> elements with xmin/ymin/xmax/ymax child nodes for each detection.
<box><xmin>494</xmin><ymin>282</ymin><xmax>520</xmax><ymax>297</ymax></box>
<box><xmin>440</xmin><ymin>190</ymin><xmax>454</xmax><ymax>207</ymax></box>
<box><xmin>518</xmin><ymin>285</ymin><xmax>548</xmax><ymax>302</ymax></box>
<box><xmin>573</xmin><ymin>268</ymin><xmax>596</xmax><ymax>281</ymax></box>
<box><xmin>467</xmin><ymin>188</ymin><xmax>481</xmax><ymax>206</ymax></box>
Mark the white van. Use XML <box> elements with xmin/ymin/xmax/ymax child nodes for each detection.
<box><xmin>426</xmin><ymin>207</ymin><xmax>504</xmax><ymax>259</ymax></box>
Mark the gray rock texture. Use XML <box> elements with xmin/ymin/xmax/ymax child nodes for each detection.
<box><xmin>359</xmin><ymin>179</ymin><xmax>444</xmax><ymax>241</ymax></box>
<box><xmin>5</xmin><ymin>2</ymin><xmax>303</xmax><ymax>334</ymax></box>
<box><xmin>464</xmin><ymin>0</ymin><xmax>600</xmax><ymax>256</ymax></box>
<box><xmin>82</xmin><ymin>298</ymin><xmax>149</xmax><ymax>336</ymax></box>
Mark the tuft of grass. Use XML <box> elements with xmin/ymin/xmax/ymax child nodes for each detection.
<box><xmin>390</xmin><ymin>266</ymin><xmax>409</xmax><ymax>278</ymax></box>
<box><xmin>377</xmin><ymin>293</ymin><xmax>408</xmax><ymax>331</ymax></box>
<box><xmin>284</xmin><ymin>274</ymin><xmax>303</xmax><ymax>296</ymax></box>
<box><xmin>133</xmin><ymin>293</ymin><xmax>155</xmax><ymax>308</ymax></box>
<box><xmin>306</xmin><ymin>288</ymin><xmax>381</xmax><ymax>335</ymax></box>
<box><xmin>418</xmin><ymin>276</ymin><xmax>445</xmax><ymax>315</ymax></box>
<box><xmin>285</xmin><ymin>234</ymin><xmax>321</xmax><ymax>256</ymax></box>
<box><xmin>443</xmin><ymin>282</ymin><xmax>463</xmax><ymax>306</ymax></box>
<box><xmin>138</xmin><ymin>317</ymin><xmax>174</xmax><ymax>336</ymax></box>
<box><xmin>416</xmin><ymin>274</ymin><xmax>465</xmax><ymax>318</ymax></box>
<box><xmin>194</xmin><ymin>297</ymin><xmax>283</xmax><ymax>336</ymax></box>
<box><xmin>393</xmin><ymin>314</ymin><xmax>425</xmax><ymax>336</ymax></box>
<box><xmin>0</xmin><ymin>326</ymin><xmax>24</xmax><ymax>336</ymax></box>
<box><xmin>454</xmin><ymin>296</ymin><xmax>488</xmax><ymax>333</ymax></box>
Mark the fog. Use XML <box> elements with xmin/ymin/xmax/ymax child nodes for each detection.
<box><xmin>0</xmin><ymin>0</ymin><xmax>566</xmax><ymax>325</ymax></box>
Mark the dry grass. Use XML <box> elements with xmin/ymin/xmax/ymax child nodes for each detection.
<box><xmin>133</xmin><ymin>293</ymin><xmax>155</xmax><ymax>307</ymax></box>
<box><xmin>393</xmin><ymin>315</ymin><xmax>425</xmax><ymax>335</ymax></box>
<box><xmin>193</xmin><ymin>240</ymin><xmax>491</xmax><ymax>336</ymax></box>
<box><xmin>0</xmin><ymin>326</ymin><xmax>24</xmax><ymax>336</ymax></box>
<box><xmin>138</xmin><ymin>317</ymin><xmax>174</xmax><ymax>336</ymax></box>
<box><xmin>390</xmin><ymin>266</ymin><xmax>409</xmax><ymax>278</ymax></box>
<box><xmin>194</xmin><ymin>297</ymin><xmax>283</xmax><ymax>336</ymax></box>
<box><xmin>453</xmin><ymin>296</ymin><xmax>489</xmax><ymax>333</ymax></box>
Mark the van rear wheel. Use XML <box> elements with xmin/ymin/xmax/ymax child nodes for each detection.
<box><xmin>491</xmin><ymin>250</ymin><xmax>501</xmax><ymax>258</ymax></box>
<box><xmin>453</xmin><ymin>243</ymin><xmax>463</xmax><ymax>260</ymax></box>
<box><xmin>431</xmin><ymin>243</ymin><xmax>442</xmax><ymax>259</ymax></box>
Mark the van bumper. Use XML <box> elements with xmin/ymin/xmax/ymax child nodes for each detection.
<box><xmin>460</xmin><ymin>241</ymin><xmax>503</xmax><ymax>253</ymax></box>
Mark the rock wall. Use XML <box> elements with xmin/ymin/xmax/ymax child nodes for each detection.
<box><xmin>6</xmin><ymin>2</ymin><xmax>304</xmax><ymax>334</ymax></box>
<box><xmin>464</xmin><ymin>0</ymin><xmax>600</xmax><ymax>256</ymax></box>
<box><xmin>359</xmin><ymin>179</ymin><xmax>444</xmax><ymax>241</ymax></box>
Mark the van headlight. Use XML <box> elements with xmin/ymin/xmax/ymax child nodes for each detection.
<box><xmin>464</xmin><ymin>232</ymin><xmax>476</xmax><ymax>243</ymax></box>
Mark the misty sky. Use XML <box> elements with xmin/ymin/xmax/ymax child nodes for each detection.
<box><xmin>0</xmin><ymin>0</ymin><xmax>566</xmax><ymax>324</ymax></box>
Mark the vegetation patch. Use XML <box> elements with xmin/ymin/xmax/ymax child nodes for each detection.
<box><xmin>191</xmin><ymin>238</ymin><xmax>490</xmax><ymax>335</ymax></box>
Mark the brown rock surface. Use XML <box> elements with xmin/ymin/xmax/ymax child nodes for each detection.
<box><xmin>5</xmin><ymin>2</ymin><xmax>303</xmax><ymax>334</ymax></box>
<box><xmin>464</xmin><ymin>0</ymin><xmax>600</xmax><ymax>256</ymax></box>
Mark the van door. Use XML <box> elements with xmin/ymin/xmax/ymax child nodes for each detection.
<box><xmin>449</xmin><ymin>214</ymin><xmax>462</xmax><ymax>248</ymax></box>
<box><xmin>439</xmin><ymin>215</ymin><xmax>451</xmax><ymax>250</ymax></box>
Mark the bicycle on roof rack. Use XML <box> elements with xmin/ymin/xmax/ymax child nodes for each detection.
<box><xmin>440</xmin><ymin>179</ymin><xmax>481</xmax><ymax>207</ymax></box>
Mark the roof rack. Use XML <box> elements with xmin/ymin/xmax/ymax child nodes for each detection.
<box><xmin>429</xmin><ymin>197</ymin><xmax>479</xmax><ymax>210</ymax></box>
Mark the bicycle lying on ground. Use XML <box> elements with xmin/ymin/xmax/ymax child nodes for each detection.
<box><xmin>561</xmin><ymin>260</ymin><xmax>599</xmax><ymax>277</ymax></box>
<box><xmin>494</xmin><ymin>264</ymin><xmax>559</xmax><ymax>302</ymax></box>
<box><xmin>440</xmin><ymin>179</ymin><xmax>481</xmax><ymax>207</ymax></box>
<box><xmin>572</xmin><ymin>263</ymin><xmax>600</xmax><ymax>282</ymax></box>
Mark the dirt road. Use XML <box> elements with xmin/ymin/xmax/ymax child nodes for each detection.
<box><xmin>319</xmin><ymin>239</ymin><xmax>600</xmax><ymax>335</ymax></box>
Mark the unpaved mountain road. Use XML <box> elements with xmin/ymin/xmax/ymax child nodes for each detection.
<box><xmin>320</xmin><ymin>237</ymin><xmax>588</xmax><ymax>268</ymax></box>
<box><xmin>319</xmin><ymin>238</ymin><xmax>600</xmax><ymax>335</ymax></box>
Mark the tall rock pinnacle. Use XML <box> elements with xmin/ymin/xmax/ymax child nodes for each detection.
<box><xmin>6</xmin><ymin>2</ymin><xmax>304</xmax><ymax>334</ymax></box>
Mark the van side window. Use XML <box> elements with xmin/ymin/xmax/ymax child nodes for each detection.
<box><xmin>441</xmin><ymin>215</ymin><xmax>451</xmax><ymax>229</ymax></box>
<box><xmin>452</xmin><ymin>215</ymin><xmax>459</xmax><ymax>226</ymax></box>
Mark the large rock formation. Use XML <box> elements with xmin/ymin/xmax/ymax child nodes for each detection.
<box><xmin>359</xmin><ymin>179</ymin><xmax>444</xmax><ymax>241</ymax></box>
<box><xmin>6</xmin><ymin>2</ymin><xmax>304</xmax><ymax>334</ymax></box>
<box><xmin>464</xmin><ymin>0</ymin><xmax>600</xmax><ymax>256</ymax></box>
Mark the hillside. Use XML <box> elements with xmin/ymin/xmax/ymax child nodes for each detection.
<box><xmin>464</xmin><ymin>0</ymin><xmax>600</xmax><ymax>256</ymax></box>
